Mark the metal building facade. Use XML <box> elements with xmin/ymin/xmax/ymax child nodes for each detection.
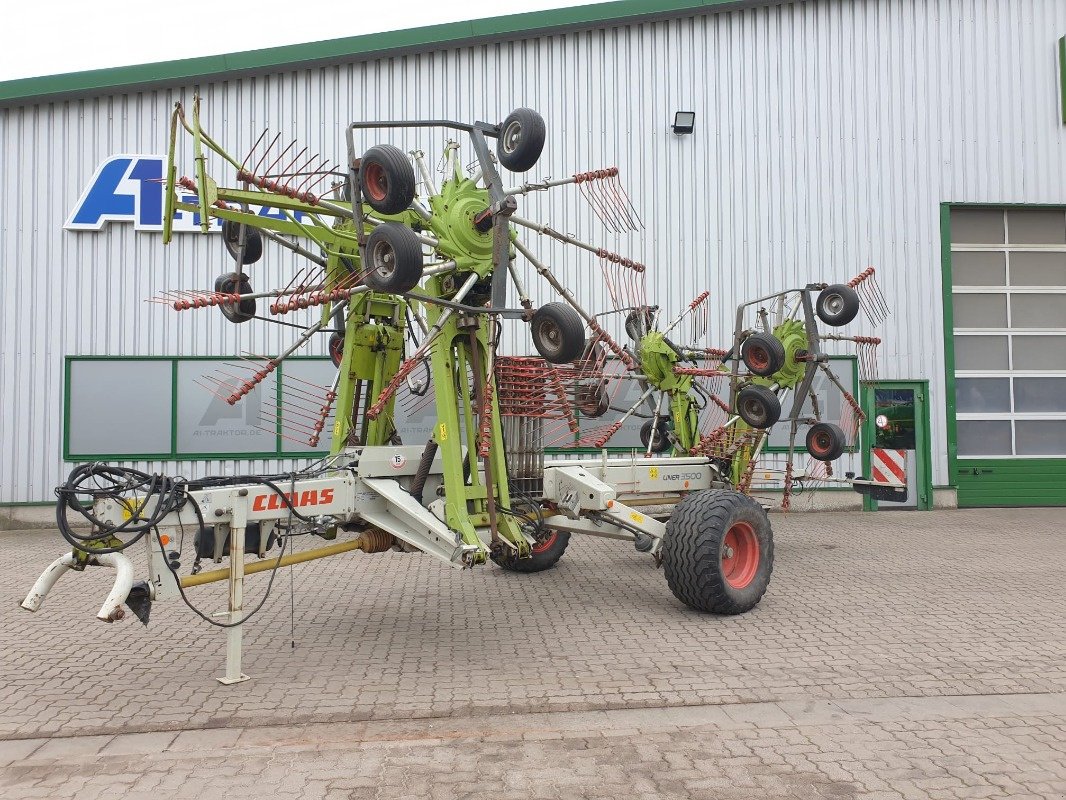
<box><xmin>2</xmin><ymin>0</ymin><xmax>1065</xmax><ymax>506</ymax></box>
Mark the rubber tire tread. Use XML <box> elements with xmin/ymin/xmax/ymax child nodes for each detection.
<box><xmin>805</xmin><ymin>421</ymin><xmax>846</xmax><ymax>461</ymax></box>
<box><xmin>214</xmin><ymin>272</ymin><xmax>255</xmax><ymax>323</ymax></box>
<box><xmin>363</xmin><ymin>223</ymin><xmax>424</xmax><ymax>294</ymax></box>
<box><xmin>531</xmin><ymin>302</ymin><xmax>586</xmax><ymax>364</ymax></box>
<box><xmin>221</xmin><ymin>220</ymin><xmax>264</xmax><ymax>265</ymax></box>
<box><xmin>662</xmin><ymin>489</ymin><xmax>773</xmax><ymax>614</ymax></box>
<box><xmin>496</xmin><ymin>108</ymin><xmax>547</xmax><ymax>173</ymax></box>
<box><xmin>640</xmin><ymin>420</ymin><xmax>671</xmax><ymax>453</ymax></box>
<box><xmin>741</xmin><ymin>332</ymin><xmax>786</xmax><ymax>377</ymax></box>
<box><xmin>491</xmin><ymin>531</ymin><xmax>571</xmax><ymax>573</ymax></box>
<box><xmin>360</xmin><ymin>145</ymin><xmax>416</xmax><ymax>215</ymax></box>
<box><xmin>736</xmin><ymin>384</ymin><xmax>781</xmax><ymax>428</ymax></box>
<box><xmin>816</xmin><ymin>284</ymin><xmax>861</xmax><ymax>327</ymax></box>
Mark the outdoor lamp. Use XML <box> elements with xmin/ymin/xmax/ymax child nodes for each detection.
<box><xmin>672</xmin><ymin>111</ymin><xmax>695</xmax><ymax>134</ymax></box>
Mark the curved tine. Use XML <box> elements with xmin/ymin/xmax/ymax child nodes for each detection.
<box><xmin>20</xmin><ymin>553</ymin><xmax>78</xmax><ymax>612</ymax></box>
<box><xmin>95</xmin><ymin>553</ymin><xmax>134</xmax><ymax>622</ymax></box>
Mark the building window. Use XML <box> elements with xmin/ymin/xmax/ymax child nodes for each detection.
<box><xmin>950</xmin><ymin>208</ymin><xmax>1066</xmax><ymax>457</ymax></box>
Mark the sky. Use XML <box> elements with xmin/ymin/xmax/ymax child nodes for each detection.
<box><xmin>2</xmin><ymin>0</ymin><xmax>602</xmax><ymax>82</ymax></box>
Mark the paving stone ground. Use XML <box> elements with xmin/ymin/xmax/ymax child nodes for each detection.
<box><xmin>1</xmin><ymin>507</ymin><xmax>1063</xmax><ymax>798</ymax></box>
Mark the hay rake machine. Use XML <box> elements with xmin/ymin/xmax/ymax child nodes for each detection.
<box><xmin>23</xmin><ymin>100</ymin><xmax>904</xmax><ymax>683</ymax></box>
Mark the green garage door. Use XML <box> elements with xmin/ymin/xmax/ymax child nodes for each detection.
<box><xmin>945</xmin><ymin>207</ymin><xmax>1066</xmax><ymax>507</ymax></box>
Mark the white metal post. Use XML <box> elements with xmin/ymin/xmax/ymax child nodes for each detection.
<box><xmin>218</xmin><ymin>493</ymin><xmax>250</xmax><ymax>684</ymax></box>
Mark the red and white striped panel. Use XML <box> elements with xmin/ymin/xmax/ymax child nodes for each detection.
<box><xmin>872</xmin><ymin>448</ymin><xmax>907</xmax><ymax>485</ymax></box>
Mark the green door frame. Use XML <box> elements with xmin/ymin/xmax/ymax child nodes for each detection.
<box><xmin>860</xmin><ymin>380</ymin><xmax>933</xmax><ymax>511</ymax></box>
<box><xmin>941</xmin><ymin>202</ymin><xmax>1066</xmax><ymax>507</ymax></box>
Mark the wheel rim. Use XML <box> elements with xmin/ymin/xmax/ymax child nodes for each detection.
<box><xmin>811</xmin><ymin>430</ymin><xmax>833</xmax><ymax>457</ymax></box>
<box><xmin>370</xmin><ymin>239</ymin><xmax>396</xmax><ymax>279</ymax></box>
<box><xmin>747</xmin><ymin>345</ymin><xmax>770</xmax><ymax>371</ymax></box>
<box><xmin>823</xmin><ymin>293</ymin><xmax>844</xmax><ymax>314</ymax></box>
<box><xmin>363</xmin><ymin>162</ymin><xmax>388</xmax><ymax>201</ymax></box>
<box><xmin>538</xmin><ymin>319</ymin><xmax>562</xmax><ymax>357</ymax></box>
<box><xmin>577</xmin><ymin>385</ymin><xmax>607</xmax><ymax>416</ymax></box>
<box><xmin>741</xmin><ymin>396</ymin><xmax>767</xmax><ymax>426</ymax></box>
<box><xmin>722</xmin><ymin>522</ymin><xmax>760</xmax><ymax>589</ymax></box>
<box><xmin>502</xmin><ymin>120</ymin><xmax>523</xmax><ymax>154</ymax></box>
<box><xmin>531</xmin><ymin>530</ymin><xmax>558</xmax><ymax>554</ymax></box>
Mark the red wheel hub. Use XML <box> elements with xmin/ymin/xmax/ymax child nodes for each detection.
<box><xmin>531</xmin><ymin>530</ymin><xmax>558</xmax><ymax>554</ymax></box>
<box><xmin>748</xmin><ymin>346</ymin><xmax>769</xmax><ymax>371</ymax></box>
<box><xmin>363</xmin><ymin>162</ymin><xmax>388</xmax><ymax>201</ymax></box>
<box><xmin>811</xmin><ymin>431</ymin><xmax>832</xmax><ymax>457</ymax></box>
<box><xmin>721</xmin><ymin>522</ymin><xmax>760</xmax><ymax>589</ymax></box>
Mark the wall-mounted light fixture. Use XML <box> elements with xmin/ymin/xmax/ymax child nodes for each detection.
<box><xmin>672</xmin><ymin>111</ymin><xmax>695</xmax><ymax>135</ymax></box>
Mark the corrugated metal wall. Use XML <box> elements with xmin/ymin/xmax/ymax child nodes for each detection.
<box><xmin>2</xmin><ymin>0</ymin><xmax>1065</xmax><ymax>502</ymax></box>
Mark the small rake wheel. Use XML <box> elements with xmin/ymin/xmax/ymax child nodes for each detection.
<box><xmin>214</xmin><ymin>272</ymin><xmax>256</xmax><ymax>323</ymax></box>
<box><xmin>816</xmin><ymin>284</ymin><xmax>861</xmax><ymax>327</ymax></box>
<box><xmin>736</xmin><ymin>385</ymin><xmax>781</xmax><ymax>428</ymax></box>
<box><xmin>364</xmin><ymin>223</ymin><xmax>424</xmax><ymax>294</ymax></box>
<box><xmin>221</xmin><ymin>219</ymin><xmax>263</xmax><ymax>265</ymax></box>
<box><xmin>530</xmin><ymin>303</ymin><xmax>585</xmax><ymax>364</ymax></box>
<box><xmin>740</xmin><ymin>332</ymin><xmax>786</xmax><ymax>377</ymax></box>
<box><xmin>496</xmin><ymin>108</ymin><xmax>546</xmax><ymax>173</ymax></box>
<box><xmin>359</xmin><ymin>144</ymin><xmax>417</xmax><ymax>215</ymax></box>
<box><xmin>805</xmin><ymin>422</ymin><xmax>846</xmax><ymax>461</ymax></box>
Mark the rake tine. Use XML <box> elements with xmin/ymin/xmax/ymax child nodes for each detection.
<box><xmin>241</xmin><ymin>128</ymin><xmax>271</xmax><ymax>172</ymax></box>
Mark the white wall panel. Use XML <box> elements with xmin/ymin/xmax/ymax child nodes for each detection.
<box><xmin>2</xmin><ymin>0</ymin><xmax>1066</xmax><ymax>501</ymax></box>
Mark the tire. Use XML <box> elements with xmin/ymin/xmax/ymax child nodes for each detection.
<box><xmin>736</xmin><ymin>385</ymin><xmax>781</xmax><ymax>428</ymax></box>
<box><xmin>662</xmin><ymin>489</ymin><xmax>774</xmax><ymax>614</ymax></box>
<box><xmin>221</xmin><ymin>219</ymin><xmax>263</xmax><ymax>265</ymax></box>
<box><xmin>625</xmin><ymin>308</ymin><xmax>652</xmax><ymax>342</ymax></box>
<box><xmin>496</xmin><ymin>108</ymin><xmax>546</xmax><ymax>172</ymax></box>
<box><xmin>328</xmin><ymin>332</ymin><xmax>345</xmax><ymax>368</ymax></box>
<box><xmin>531</xmin><ymin>303</ymin><xmax>585</xmax><ymax>364</ymax></box>
<box><xmin>806</xmin><ymin>422</ymin><xmax>846</xmax><ymax>461</ymax></box>
<box><xmin>741</xmin><ymin>332</ymin><xmax>786</xmax><ymax>377</ymax></box>
<box><xmin>640</xmin><ymin>419</ymin><xmax>671</xmax><ymax>453</ymax></box>
<box><xmin>575</xmin><ymin>383</ymin><xmax>610</xmax><ymax>418</ymax></box>
<box><xmin>491</xmin><ymin>529</ymin><xmax>570</xmax><ymax>573</ymax></box>
<box><xmin>816</xmin><ymin>284</ymin><xmax>861</xmax><ymax>327</ymax></box>
<box><xmin>359</xmin><ymin>144</ymin><xmax>416</xmax><ymax>215</ymax></box>
<box><xmin>363</xmin><ymin>223</ymin><xmax>424</xmax><ymax>293</ymax></box>
<box><xmin>214</xmin><ymin>272</ymin><xmax>256</xmax><ymax>323</ymax></box>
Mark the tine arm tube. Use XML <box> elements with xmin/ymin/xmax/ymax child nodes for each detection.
<box><xmin>95</xmin><ymin>553</ymin><xmax>135</xmax><ymax>623</ymax></box>
<box><xmin>20</xmin><ymin>553</ymin><xmax>77</xmax><ymax>613</ymax></box>
<box><xmin>21</xmin><ymin>552</ymin><xmax>134</xmax><ymax>623</ymax></box>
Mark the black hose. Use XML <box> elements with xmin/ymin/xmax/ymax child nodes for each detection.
<box><xmin>409</xmin><ymin>440</ymin><xmax>439</xmax><ymax>504</ymax></box>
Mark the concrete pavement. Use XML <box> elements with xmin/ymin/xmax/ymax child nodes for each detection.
<box><xmin>1</xmin><ymin>507</ymin><xmax>1063</xmax><ymax>797</ymax></box>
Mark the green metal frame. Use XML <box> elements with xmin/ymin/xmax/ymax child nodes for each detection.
<box><xmin>63</xmin><ymin>355</ymin><xmax>333</xmax><ymax>462</ymax></box>
<box><xmin>860</xmin><ymin>380</ymin><xmax>933</xmax><ymax>511</ymax></box>
<box><xmin>940</xmin><ymin>202</ymin><xmax>1066</xmax><ymax>508</ymax></box>
<box><xmin>1060</xmin><ymin>36</ymin><xmax>1066</xmax><ymax>125</ymax></box>
<box><xmin>0</xmin><ymin>0</ymin><xmax>785</xmax><ymax>106</ymax></box>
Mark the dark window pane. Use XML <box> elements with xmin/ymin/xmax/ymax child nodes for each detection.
<box><xmin>1007</xmin><ymin>210</ymin><xmax>1066</xmax><ymax>244</ymax></box>
<box><xmin>957</xmin><ymin>420</ymin><xmax>1013</xmax><ymax>456</ymax></box>
<box><xmin>1015</xmin><ymin>421</ymin><xmax>1066</xmax><ymax>456</ymax></box>
<box><xmin>1012</xmin><ymin>336</ymin><xmax>1066</xmax><ymax>369</ymax></box>
<box><xmin>1010</xmin><ymin>252</ymin><xmax>1066</xmax><ymax>286</ymax></box>
<box><xmin>1014</xmin><ymin>378</ymin><xmax>1066</xmax><ymax>412</ymax></box>
<box><xmin>874</xmin><ymin>389</ymin><xmax>916</xmax><ymax>450</ymax></box>
<box><xmin>950</xmin><ymin>209</ymin><xmax>1004</xmax><ymax>244</ymax></box>
<box><xmin>955</xmin><ymin>379</ymin><xmax>1011</xmax><ymax>413</ymax></box>
<box><xmin>952</xmin><ymin>294</ymin><xmax>1008</xmax><ymax>327</ymax></box>
<box><xmin>954</xmin><ymin>336</ymin><xmax>1009</xmax><ymax>370</ymax></box>
<box><xmin>951</xmin><ymin>251</ymin><xmax>1006</xmax><ymax>286</ymax></box>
